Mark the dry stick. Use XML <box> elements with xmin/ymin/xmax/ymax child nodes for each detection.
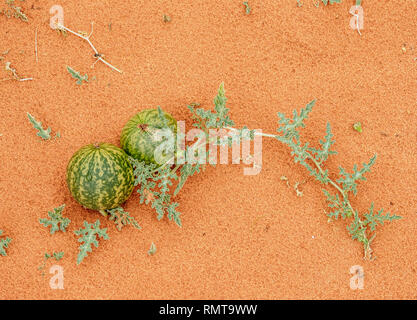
<box><xmin>2</xmin><ymin>55</ymin><xmax>33</xmax><ymax>81</ymax></box>
<box><xmin>55</xmin><ymin>22</ymin><xmax>122</xmax><ymax>73</ymax></box>
<box><xmin>353</xmin><ymin>13</ymin><xmax>361</xmax><ymax>36</ymax></box>
<box><xmin>1</xmin><ymin>78</ymin><xmax>33</xmax><ymax>82</ymax></box>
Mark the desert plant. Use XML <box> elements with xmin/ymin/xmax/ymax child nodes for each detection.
<box><xmin>316</xmin><ymin>0</ymin><xmax>341</xmax><ymax>6</ymax></box>
<box><xmin>130</xmin><ymin>84</ymin><xmax>400</xmax><ymax>259</ymax></box>
<box><xmin>74</xmin><ymin>220</ymin><xmax>109</xmax><ymax>265</ymax></box>
<box><xmin>1</xmin><ymin>0</ymin><xmax>28</xmax><ymax>22</ymax></box>
<box><xmin>38</xmin><ymin>251</ymin><xmax>64</xmax><ymax>274</ymax></box>
<box><xmin>27</xmin><ymin>113</ymin><xmax>52</xmax><ymax>140</ymax></box>
<box><xmin>103</xmin><ymin>207</ymin><xmax>141</xmax><ymax>231</ymax></box>
<box><xmin>121</xmin><ymin>108</ymin><xmax>177</xmax><ymax>166</ymax></box>
<box><xmin>66</xmin><ymin>66</ymin><xmax>88</xmax><ymax>85</ymax></box>
<box><xmin>353</xmin><ymin>122</ymin><xmax>362</xmax><ymax>133</ymax></box>
<box><xmin>39</xmin><ymin>204</ymin><xmax>70</xmax><ymax>234</ymax></box>
<box><xmin>243</xmin><ymin>2</ymin><xmax>251</xmax><ymax>14</ymax></box>
<box><xmin>0</xmin><ymin>230</ymin><xmax>12</xmax><ymax>256</ymax></box>
<box><xmin>273</xmin><ymin>101</ymin><xmax>400</xmax><ymax>259</ymax></box>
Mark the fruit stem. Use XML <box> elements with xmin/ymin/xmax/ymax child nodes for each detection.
<box><xmin>138</xmin><ymin>124</ymin><xmax>148</xmax><ymax>131</ymax></box>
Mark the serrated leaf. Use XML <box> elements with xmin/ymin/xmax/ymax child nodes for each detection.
<box><xmin>0</xmin><ymin>230</ymin><xmax>12</xmax><ymax>257</ymax></box>
<box><xmin>276</xmin><ymin>99</ymin><xmax>316</xmax><ymax>140</ymax></box>
<box><xmin>322</xmin><ymin>189</ymin><xmax>352</xmax><ymax>219</ymax></box>
<box><xmin>174</xmin><ymin>162</ymin><xmax>201</xmax><ymax>196</ymax></box>
<box><xmin>106</xmin><ymin>207</ymin><xmax>141</xmax><ymax>231</ymax></box>
<box><xmin>40</xmin><ymin>205</ymin><xmax>70</xmax><ymax>234</ymax></box>
<box><xmin>337</xmin><ymin>154</ymin><xmax>377</xmax><ymax>195</ymax></box>
<box><xmin>3</xmin><ymin>1</ymin><xmax>28</xmax><ymax>22</ymax></box>
<box><xmin>308</xmin><ymin>122</ymin><xmax>337</xmax><ymax>164</ymax></box>
<box><xmin>66</xmin><ymin>66</ymin><xmax>88</xmax><ymax>85</ymax></box>
<box><xmin>129</xmin><ymin>157</ymin><xmax>182</xmax><ymax>227</ymax></box>
<box><xmin>188</xmin><ymin>83</ymin><xmax>235</xmax><ymax>130</ymax></box>
<box><xmin>74</xmin><ymin>220</ymin><xmax>109</xmax><ymax>265</ymax></box>
<box><xmin>39</xmin><ymin>204</ymin><xmax>70</xmax><ymax>234</ymax></box>
<box><xmin>362</xmin><ymin>203</ymin><xmax>401</xmax><ymax>232</ymax></box>
<box><xmin>27</xmin><ymin>112</ymin><xmax>51</xmax><ymax>140</ymax></box>
<box><xmin>52</xmin><ymin>251</ymin><xmax>64</xmax><ymax>261</ymax></box>
<box><xmin>346</xmin><ymin>210</ymin><xmax>370</xmax><ymax>246</ymax></box>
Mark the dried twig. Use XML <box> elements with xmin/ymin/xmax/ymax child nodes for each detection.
<box><xmin>2</xmin><ymin>61</ymin><xmax>33</xmax><ymax>82</ymax></box>
<box><xmin>353</xmin><ymin>13</ymin><xmax>362</xmax><ymax>36</ymax></box>
<box><xmin>54</xmin><ymin>22</ymin><xmax>123</xmax><ymax>73</ymax></box>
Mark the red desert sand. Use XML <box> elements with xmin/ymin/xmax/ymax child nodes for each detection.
<box><xmin>0</xmin><ymin>0</ymin><xmax>416</xmax><ymax>299</ymax></box>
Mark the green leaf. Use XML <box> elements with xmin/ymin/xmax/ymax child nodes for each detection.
<box><xmin>275</xmin><ymin>100</ymin><xmax>334</xmax><ymax>184</ymax></box>
<box><xmin>39</xmin><ymin>251</ymin><xmax>64</xmax><ymax>271</ymax></box>
<box><xmin>52</xmin><ymin>251</ymin><xmax>64</xmax><ymax>261</ymax></box>
<box><xmin>322</xmin><ymin>189</ymin><xmax>352</xmax><ymax>219</ymax></box>
<box><xmin>347</xmin><ymin>210</ymin><xmax>367</xmax><ymax>243</ymax></box>
<box><xmin>173</xmin><ymin>83</ymin><xmax>240</xmax><ymax>202</ymax></box>
<box><xmin>74</xmin><ymin>220</ymin><xmax>109</xmax><ymax>265</ymax></box>
<box><xmin>188</xmin><ymin>83</ymin><xmax>235</xmax><ymax>130</ymax></box>
<box><xmin>43</xmin><ymin>251</ymin><xmax>64</xmax><ymax>262</ymax></box>
<box><xmin>0</xmin><ymin>230</ymin><xmax>12</xmax><ymax>257</ymax></box>
<box><xmin>337</xmin><ymin>154</ymin><xmax>377</xmax><ymax>195</ymax></box>
<box><xmin>243</xmin><ymin>2</ymin><xmax>251</xmax><ymax>14</ymax></box>
<box><xmin>27</xmin><ymin>112</ymin><xmax>51</xmax><ymax>140</ymax></box>
<box><xmin>148</xmin><ymin>242</ymin><xmax>156</xmax><ymax>255</ymax></box>
<box><xmin>362</xmin><ymin>203</ymin><xmax>401</xmax><ymax>232</ymax></box>
<box><xmin>4</xmin><ymin>1</ymin><xmax>28</xmax><ymax>22</ymax></box>
<box><xmin>347</xmin><ymin>203</ymin><xmax>400</xmax><ymax>258</ymax></box>
<box><xmin>353</xmin><ymin>122</ymin><xmax>362</xmax><ymax>133</ymax></box>
<box><xmin>276</xmin><ymin>99</ymin><xmax>316</xmax><ymax>140</ymax></box>
<box><xmin>105</xmin><ymin>207</ymin><xmax>141</xmax><ymax>231</ymax></box>
<box><xmin>66</xmin><ymin>66</ymin><xmax>89</xmax><ymax>85</ymax></box>
<box><xmin>274</xmin><ymin>100</ymin><xmax>400</xmax><ymax>258</ymax></box>
<box><xmin>308</xmin><ymin>122</ymin><xmax>337</xmax><ymax>164</ymax></box>
<box><xmin>129</xmin><ymin>157</ymin><xmax>182</xmax><ymax>227</ymax></box>
<box><xmin>166</xmin><ymin>202</ymin><xmax>182</xmax><ymax>227</ymax></box>
<box><xmin>39</xmin><ymin>204</ymin><xmax>70</xmax><ymax>234</ymax></box>
<box><xmin>320</xmin><ymin>0</ymin><xmax>341</xmax><ymax>5</ymax></box>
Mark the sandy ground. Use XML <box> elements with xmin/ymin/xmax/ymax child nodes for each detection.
<box><xmin>0</xmin><ymin>0</ymin><xmax>416</xmax><ymax>299</ymax></box>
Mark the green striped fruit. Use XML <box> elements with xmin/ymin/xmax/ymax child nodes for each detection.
<box><xmin>66</xmin><ymin>143</ymin><xmax>135</xmax><ymax>211</ymax></box>
<box><xmin>120</xmin><ymin>108</ymin><xmax>177</xmax><ymax>166</ymax></box>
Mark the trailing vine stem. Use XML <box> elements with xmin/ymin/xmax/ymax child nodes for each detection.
<box><xmin>301</xmin><ymin>147</ymin><xmax>371</xmax><ymax>259</ymax></box>
<box><xmin>132</xmin><ymin>84</ymin><xmax>400</xmax><ymax>259</ymax></box>
<box><xmin>155</xmin><ymin>124</ymin><xmax>372</xmax><ymax>258</ymax></box>
<box><xmin>228</xmin><ymin>126</ymin><xmax>372</xmax><ymax>259</ymax></box>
